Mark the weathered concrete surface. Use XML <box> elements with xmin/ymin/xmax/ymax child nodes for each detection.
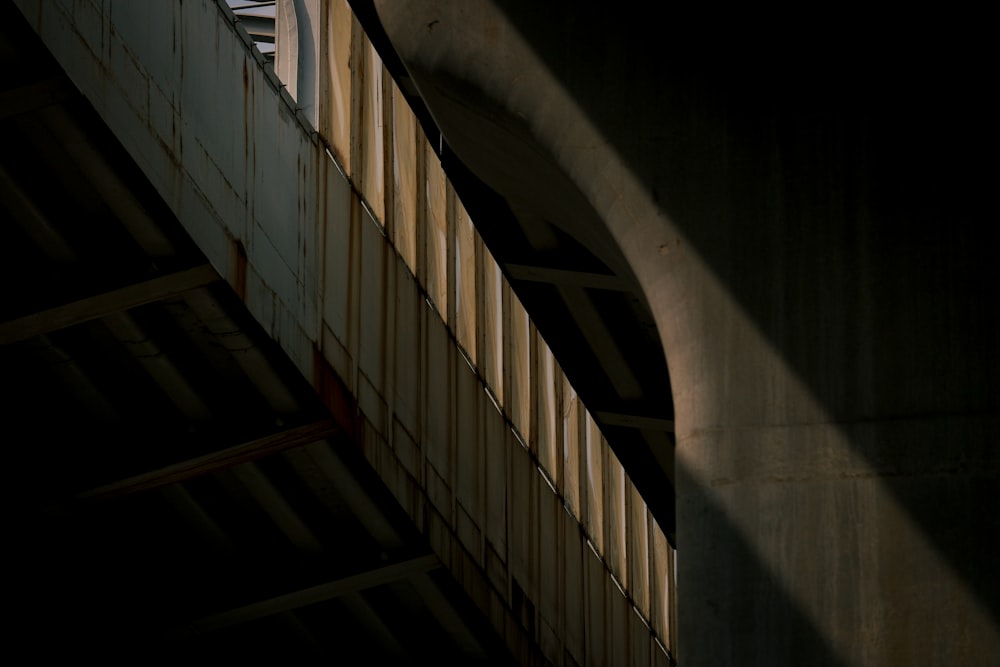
<box><xmin>13</xmin><ymin>0</ymin><xmax>678</xmax><ymax>662</ymax></box>
<box><xmin>371</xmin><ymin>1</ymin><xmax>1000</xmax><ymax>664</ymax></box>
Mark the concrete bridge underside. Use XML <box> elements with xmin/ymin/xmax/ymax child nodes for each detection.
<box><xmin>4</xmin><ymin>0</ymin><xmax>999</xmax><ymax>665</ymax></box>
<box><xmin>5</xmin><ymin>0</ymin><xmax>676</xmax><ymax>664</ymax></box>
<box><xmin>363</xmin><ymin>1</ymin><xmax>1000</xmax><ymax>665</ymax></box>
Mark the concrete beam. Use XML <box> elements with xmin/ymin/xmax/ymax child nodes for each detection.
<box><xmin>77</xmin><ymin>418</ymin><xmax>340</xmax><ymax>501</ymax></box>
<box><xmin>506</xmin><ymin>263</ymin><xmax>627</xmax><ymax>291</ymax></box>
<box><xmin>176</xmin><ymin>554</ymin><xmax>440</xmax><ymax>635</ymax></box>
<box><xmin>557</xmin><ymin>285</ymin><xmax>643</xmax><ymax>401</ymax></box>
<box><xmin>0</xmin><ymin>264</ymin><xmax>220</xmax><ymax>345</ymax></box>
<box><xmin>594</xmin><ymin>411</ymin><xmax>674</xmax><ymax>432</ymax></box>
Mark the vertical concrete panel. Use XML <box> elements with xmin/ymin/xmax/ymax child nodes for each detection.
<box><xmin>391</xmin><ymin>79</ymin><xmax>417</xmax><ymax>269</ymax></box>
<box><xmin>666</xmin><ymin>534</ymin><xmax>677</xmax><ymax>656</ymax></box>
<box><xmin>484</xmin><ymin>396</ymin><xmax>508</xmax><ymax>558</ymax></box>
<box><xmin>506</xmin><ymin>285</ymin><xmax>530</xmax><ymax>443</ymax></box>
<box><xmin>562</xmin><ymin>377</ymin><xmax>580</xmax><ymax>516</ymax></box>
<box><xmin>649</xmin><ymin>513</ymin><xmax>673</xmax><ymax>650</ymax></box>
<box><xmin>177</xmin><ymin>2</ymin><xmax>218</xmax><ymax>166</ymax></box>
<box><xmin>628</xmin><ymin>481</ymin><xmax>650</xmax><ymax>618</ymax></box>
<box><xmin>509</xmin><ymin>435</ymin><xmax>537</xmax><ymax>613</ymax></box>
<box><xmin>537</xmin><ymin>475</ymin><xmax>562</xmax><ymax>662</ymax></box>
<box><xmin>584</xmin><ymin>539</ymin><xmax>607</xmax><ymax>666</ymax></box>
<box><xmin>424</xmin><ymin>142</ymin><xmax>448</xmax><ymax>314</ymax></box>
<box><xmin>358</xmin><ymin>207</ymin><xmax>385</xmax><ymax>391</ymax></box>
<box><xmin>328</xmin><ymin>187</ymin><xmax>362</xmax><ymax>390</ymax></box>
<box><xmin>357</xmin><ymin>222</ymin><xmax>387</xmax><ymax>434</ymax></box>
<box><xmin>654</xmin><ymin>639</ymin><xmax>673</xmax><ymax>667</ymax></box>
<box><xmin>455</xmin><ymin>352</ymin><xmax>482</xmax><ymax>537</ymax></box>
<box><xmin>323</xmin><ymin>0</ymin><xmax>352</xmax><ymax>168</ymax></box>
<box><xmin>175</xmin><ymin>173</ymin><xmax>231</xmax><ymax>277</ymax></box>
<box><xmin>247</xmin><ymin>230</ymin><xmax>295</xmax><ymax>322</ymax></box>
<box><xmin>360</xmin><ymin>38</ymin><xmax>385</xmax><ymax>221</ymax></box>
<box><xmin>583</xmin><ymin>412</ymin><xmax>605</xmax><ymax>554</ymax></box>
<box><xmin>608</xmin><ymin>578</ymin><xmax>629</xmax><ymax>667</ymax></box>
<box><xmin>32</xmin><ymin>1</ymin><xmax>91</xmax><ymax>90</ymax></box>
<box><xmin>563</xmin><ymin>507</ymin><xmax>585</xmax><ymax>665</ymax></box>
<box><xmin>28</xmin><ymin>0</ymin><xmax>677</xmax><ymax>659</ymax></box>
<box><xmin>147</xmin><ymin>71</ymin><xmax>180</xmax><ymax>159</ymax></box>
<box><xmin>535</xmin><ymin>337</ymin><xmax>558</xmax><ymax>480</ymax></box>
<box><xmin>631</xmin><ymin>610</ymin><xmax>652</xmax><ymax>667</ymax></box>
<box><xmin>605</xmin><ymin>443</ymin><xmax>628</xmax><ymax>587</ymax></box>
<box><xmin>236</xmin><ymin>54</ymin><xmax>264</xmax><ymax>243</ymax></box>
<box><xmin>248</xmin><ymin>98</ymin><xmax>299</xmax><ymax>272</ymax></box>
<box><xmin>321</xmin><ymin>156</ymin><xmax>351</xmax><ymax>345</ymax></box>
<box><xmin>445</xmin><ymin>185</ymin><xmax>457</xmax><ymax>330</ymax></box>
<box><xmin>538</xmin><ymin>617</ymin><xmax>561</xmax><ymax>667</ymax></box>
<box><xmin>106</xmin><ymin>3</ymin><xmax>151</xmax><ymax>115</ymax></box>
<box><xmin>454</xmin><ymin>200</ymin><xmax>477</xmax><ymax>363</ymax></box>
<box><xmin>423</xmin><ymin>311</ymin><xmax>452</xmax><ymax>503</ymax></box>
<box><xmin>221</xmin><ymin>11</ymin><xmax>250</xmax><ymax>197</ymax></box>
<box><xmin>272</xmin><ymin>296</ymin><xmax>313</xmax><ymax>380</ymax></box>
<box><xmin>480</xmin><ymin>246</ymin><xmax>504</xmax><ymax>401</ymax></box>
<box><xmin>178</xmin><ymin>1</ymin><xmax>219</xmax><ymax>130</ymax></box>
<box><xmin>68</xmin><ymin>0</ymin><xmax>104</xmax><ymax>68</ymax></box>
<box><xmin>178</xmin><ymin>4</ymin><xmax>244</xmax><ymax>202</ymax></box>
<box><xmin>392</xmin><ymin>255</ymin><xmax>420</xmax><ymax>439</ymax></box>
<box><xmin>298</xmin><ymin>146</ymin><xmax>322</xmax><ymax>341</ymax></box>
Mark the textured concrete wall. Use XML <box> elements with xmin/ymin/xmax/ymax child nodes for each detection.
<box><xmin>372</xmin><ymin>1</ymin><xmax>1000</xmax><ymax>665</ymax></box>
<box><xmin>15</xmin><ymin>0</ymin><xmax>677</xmax><ymax>663</ymax></box>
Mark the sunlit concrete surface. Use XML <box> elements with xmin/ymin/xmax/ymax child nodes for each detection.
<box><xmin>368</xmin><ymin>1</ymin><xmax>1000</xmax><ymax>665</ymax></box>
<box><xmin>7</xmin><ymin>0</ymin><xmax>678</xmax><ymax>663</ymax></box>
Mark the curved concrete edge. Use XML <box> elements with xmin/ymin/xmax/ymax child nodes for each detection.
<box><xmin>372</xmin><ymin>1</ymin><xmax>1000</xmax><ymax>664</ymax></box>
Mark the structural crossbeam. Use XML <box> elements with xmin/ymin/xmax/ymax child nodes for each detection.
<box><xmin>175</xmin><ymin>554</ymin><xmax>440</xmax><ymax>635</ymax></box>
<box><xmin>0</xmin><ymin>264</ymin><xmax>220</xmax><ymax>345</ymax></box>
<box><xmin>77</xmin><ymin>418</ymin><xmax>341</xmax><ymax>501</ymax></box>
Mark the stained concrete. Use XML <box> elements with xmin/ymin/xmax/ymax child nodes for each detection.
<box><xmin>371</xmin><ymin>1</ymin><xmax>1000</xmax><ymax>663</ymax></box>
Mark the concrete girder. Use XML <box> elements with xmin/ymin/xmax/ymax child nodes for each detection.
<box><xmin>368</xmin><ymin>1</ymin><xmax>1000</xmax><ymax>664</ymax></box>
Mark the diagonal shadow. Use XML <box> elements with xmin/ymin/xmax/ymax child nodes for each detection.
<box><xmin>356</xmin><ymin>2</ymin><xmax>1000</xmax><ymax>661</ymax></box>
<box><xmin>485</xmin><ymin>0</ymin><xmax>1000</xmax><ymax>633</ymax></box>
<box><xmin>674</xmin><ymin>457</ymin><xmax>848</xmax><ymax>667</ymax></box>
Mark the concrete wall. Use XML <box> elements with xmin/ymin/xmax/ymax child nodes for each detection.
<box><xmin>15</xmin><ymin>0</ymin><xmax>677</xmax><ymax>663</ymax></box>
<box><xmin>371</xmin><ymin>1</ymin><xmax>1000</xmax><ymax>665</ymax></box>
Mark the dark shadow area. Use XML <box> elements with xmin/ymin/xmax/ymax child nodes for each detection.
<box><xmin>350</xmin><ymin>0</ymin><xmax>680</xmax><ymax>542</ymax></box>
<box><xmin>0</xmin><ymin>4</ymin><xmax>518</xmax><ymax>662</ymax></box>
<box><xmin>484</xmin><ymin>0</ymin><xmax>1000</xmax><ymax>623</ymax></box>
<box><xmin>380</xmin><ymin>0</ymin><xmax>1000</xmax><ymax>626</ymax></box>
<box><xmin>351</xmin><ymin>1</ymin><xmax>1000</xmax><ymax>658</ymax></box>
<box><xmin>675</xmin><ymin>459</ymin><xmax>849</xmax><ymax>667</ymax></box>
